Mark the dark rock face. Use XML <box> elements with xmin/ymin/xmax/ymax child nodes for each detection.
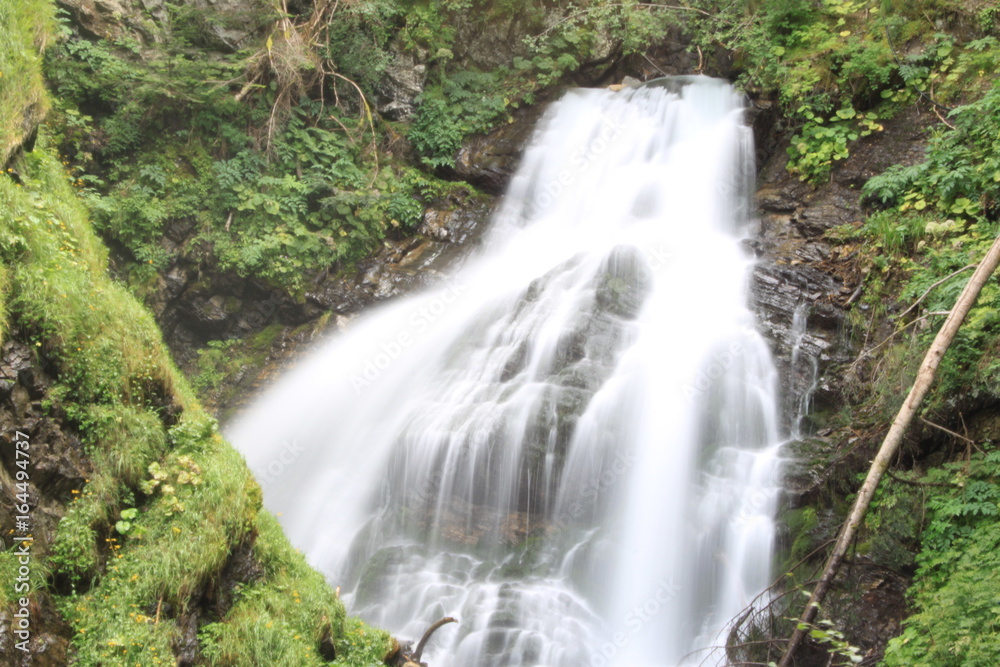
<box><xmin>454</xmin><ymin>104</ymin><xmax>548</xmax><ymax>194</ymax></box>
<box><xmin>375</xmin><ymin>46</ymin><xmax>428</xmax><ymax>121</ymax></box>
<box><xmin>750</xmin><ymin>105</ymin><xmax>937</xmax><ymax>667</ymax></box>
<box><xmin>749</xmin><ymin>105</ymin><xmax>935</xmax><ymax>436</ymax></box>
<box><xmin>57</xmin><ymin>0</ymin><xmax>264</xmax><ymax>47</ymax></box>
<box><xmin>0</xmin><ymin>342</ymin><xmax>85</xmax><ymax>666</ymax></box>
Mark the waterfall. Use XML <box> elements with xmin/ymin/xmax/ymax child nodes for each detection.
<box><xmin>228</xmin><ymin>76</ymin><xmax>784</xmax><ymax>666</ymax></box>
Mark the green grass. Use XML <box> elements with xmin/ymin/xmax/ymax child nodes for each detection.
<box><xmin>0</xmin><ymin>132</ymin><xmax>391</xmax><ymax>666</ymax></box>
<box><xmin>0</xmin><ymin>0</ymin><xmax>53</xmax><ymax>163</ymax></box>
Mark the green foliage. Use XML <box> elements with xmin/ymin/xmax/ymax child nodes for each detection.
<box><xmin>323</xmin><ymin>0</ymin><xmax>401</xmax><ymax>91</ymax></box>
<box><xmin>787</xmin><ymin>104</ymin><xmax>883</xmax><ymax>181</ymax></box>
<box><xmin>42</xmin><ymin>15</ymin><xmax>453</xmax><ymax>294</ymax></box>
<box><xmin>686</xmin><ymin>0</ymin><xmax>1000</xmax><ymax>182</ymax></box>
<box><xmin>50</xmin><ymin>490</ymin><xmax>102</xmax><ymax>586</ymax></box>
<box><xmin>797</xmin><ymin>619</ymin><xmax>864</xmax><ymax>665</ymax></box>
<box><xmin>786</xmin><ymin>506</ymin><xmax>820</xmax><ymax>563</ymax></box>
<box><xmin>863</xmin><ymin>80</ymin><xmax>1000</xmax><ymax>218</ymax></box>
<box><xmin>860</xmin><ymin>209</ymin><xmax>926</xmax><ymax>255</ymax></box>
<box><xmin>853</xmin><ymin>81</ymin><xmax>1000</xmax><ymax>414</ymax></box>
<box><xmin>522</xmin><ymin>0</ymin><xmax>678</xmax><ymax>85</ymax></box>
<box><xmin>0</xmin><ymin>0</ymin><xmax>54</xmax><ymax>161</ymax></box>
<box><xmin>332</xmin><ymin>616</ymin><xmax>394</xmax><ymax>666</ymax></box>
<box><xmin>0</xmin><ymin>132</ymin><xmax>386</xmax><ymax>665</ymax></box>
<box><xmin>881</xmin><ymin>451</ymin><xmax>1000</xmax><ymax>666</ymax></box>
<box><xmin>410</xmin><ymin>70</ymin><xmax>510</xmax><ymax>166</ymax></box>
<box><xmin>115</xmin><ymin>507</ymin><xmax>139</xmax><ymax>536</ymax></box>
<box><xmin>195</xmin><ymin>511</ymin><xmax>387</xmax><ymax>667</ymax></box>
<box><xmin>0</xmin><ymin>143</ymin><xmax>183</xmax><ymax>414</ymax></box>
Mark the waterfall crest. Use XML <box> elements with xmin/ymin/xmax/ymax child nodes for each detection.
<box><xmin>229</xmin><ymin>76</ymin><xmax>784</xmax><ymax>666</ymax></box>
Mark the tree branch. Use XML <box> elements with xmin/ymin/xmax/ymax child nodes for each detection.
<box><xmin>411</xmin><ymin>617</ymin><xmax>458</xmax><ymax>663</ymax></box>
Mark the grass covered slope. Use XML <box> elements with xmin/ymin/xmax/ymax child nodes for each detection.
<box><xmin>0</xmin><ymin>0</ymin><xmax>53</xmax><ymax>165</ymax></box>
<box><xmin>0</xmin><ymin>2</ymin><xmax>390</xmax><ymax>663</ymax></box>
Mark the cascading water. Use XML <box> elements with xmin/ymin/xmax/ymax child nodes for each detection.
<box><xmin>229</xmin><ymin>76</ymin><xmax>785</xmax><ymax>666</ymax></box>
<box><xmin>790</xmin><ymin>303</ymin><xmax>820</xmax><ymax>440</ymax></box>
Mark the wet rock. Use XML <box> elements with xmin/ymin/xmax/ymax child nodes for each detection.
<box><xmin>182</xmin><ymin>293</ymin><xmax>234</xmax><ymax>335</ymax></box>
<box><xmin>185</xmin><ymin>0</ymin><xmax>264</xmax><ymax>52</ymax></box>
<box><xmin>0</xmin><ymin>606</ymin><xmax>73</xmax><ymax>667</ymax></box>
<box><xmin>750</xmin><ymin>104</ymin><xmax>935</xmax><ymax>433</ymax></box>
<box><xmin>57</xmin><ymin>0</ymin><xmax>151</xmax><ymax>40</ymax></box>
<box><xmin>418</xmin><ymin>205</ymin><xmax>487</xmax><ymax>245</ymax></box>
<box><xmin>0</xmin><ymin>340</ymin><xmax>88</xmax><ymax>667</ymax></box>
<box><xmin>594</xmin><ymin>245</ymin><xmax>652</xmax><ymax>320</ymax></box>
<box><xmin>454</xmin><ymin>105</ymin><xmax>547</xmax><ymax>194</ymax></box>
<box><xmin>319</xmin><ymin>622</ymin><xmax>339</xmax><ymax>660</ymax></box>
<box><xmin>210</xmin><ymin>539</ymin><xmax>264</xmax><ymax>615</ymax></box>
<box><xmin>173</xmin><ymin>605</ymin><xmax>201</xmax><ymax>667</ymax></box>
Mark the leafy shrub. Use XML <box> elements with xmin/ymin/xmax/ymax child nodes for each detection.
<box><xmin>409</xmin><ymin>70</ymin><xmax>510</xmax><ymax>167</ymax></box>
<box><xmin>863</xmin><ymin>81</ymin><xmax>1000</xmax><ymax>218</ymax></box>
<box><xmin>882</xmin><ymin>452</ymin><xmax>1000</xmax><ymax>667</ymax></box>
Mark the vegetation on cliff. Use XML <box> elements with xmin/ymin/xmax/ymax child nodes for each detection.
<box><xmin>0</xmin><ymin>1</ymin><xmax>390</xmax><ymax>663</ymax></box>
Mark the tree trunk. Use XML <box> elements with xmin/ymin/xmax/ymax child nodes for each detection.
<box><xmin>778</xmin><ymin>232</ymin><xmax>1000</xmax><ymax>667</ymax></box>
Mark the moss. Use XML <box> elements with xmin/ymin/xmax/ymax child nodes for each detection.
<box><xmin>192</xmin><ymin>322</ymin><xmax>286</xmax><ymax>413</ymax></box>
<box><xmin>0</xmin><ymin>141</ymin><xmax>390</xmax><ymax>664</ymax></box>
<box><xmin>785</xmin><ymin>506</ymin><xmax>819</xmax><ymax>564</ymax></box>
<box><xmin>197</xmin><ymin>511</ymin><xmax>374</xmax><ymax>666</ymax></box>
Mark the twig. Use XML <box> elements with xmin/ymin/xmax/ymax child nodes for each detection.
<box><xmin>919</xmin><ymin>416</ymin><xmax>981</xmax><ymax>450</ymax></box>
<box><xmin>932</xmin><ymin>102</ymin><xmax>957</xmax><ymax>130</ymax></box>
<box><xmin>642</xmin><ymin>53</ymin><xmax>668</xmax><ymax>77</ymax></box>
<box><xmin>897</xmin><ymin>264</ymin><xmax>975</xmax><ymax>319</ymax></box>
<box><xmin>845</xmin><ymin>282</ymin><xmax>864</xmax><ymax>305</ymax></box>
<box><xmin>886</xmin><ymin>469</ymin><xmax>955</xmax><ymax>487</ymax></box>
<box><xmin>328</xmin><ymin>71</ymin><xmax>380</xmax><ymax>182</ymax></box>
<box><xmin>850</xmin><ymin>310</ymin><xmax>948</xmax><ymax>374</ymax></box>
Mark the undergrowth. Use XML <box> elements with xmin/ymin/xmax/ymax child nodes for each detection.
<box><xmin>0</xmin><ymin>86</ymin><xmax>387</xmax><ymax>667</ymax></box>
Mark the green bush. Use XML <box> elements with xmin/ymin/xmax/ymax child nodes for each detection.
<box><xmin>409</xmin><ymin>70</ymin><xmax>510</xmax><ymax>167</ymax></box>
<box><xmin>882</xmin><ymin>452</ymin><xmax>1000</xmax><ymax>667</ymax></box>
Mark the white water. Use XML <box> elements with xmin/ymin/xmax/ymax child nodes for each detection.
<box><xmin>229</xmin><ymin>77</ymin><xmax>784</xmax><ymax>666</ymax></box>
<box><xmin>790</xmin><ymin>303</ymin><xmax>819</xmax><ymax>440</ymax></box>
